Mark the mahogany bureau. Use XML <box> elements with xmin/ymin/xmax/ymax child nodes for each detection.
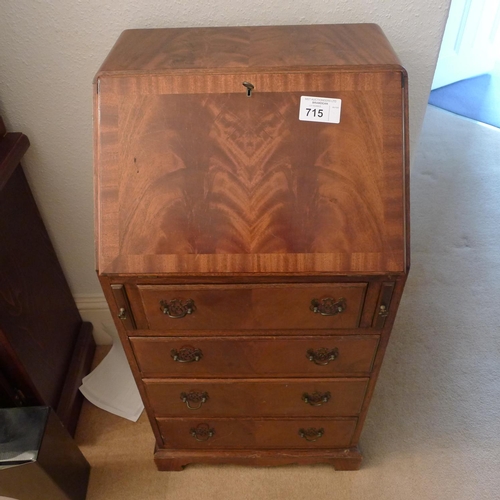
<box><xmin>94</xmin><ymin>24</ymin><xmax>409</xmax><ymax>471</ymax></box>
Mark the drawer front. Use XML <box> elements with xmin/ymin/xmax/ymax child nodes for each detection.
<box><xmin>132</xmin><ymin>335</ymin><xmax>379</xmax><ymax>377</ymax></box>
<box><xmin>145</xmin><ymin>378</ymin><xmax>369</xmax><ymax>417</ymax></box>
<box><xmin>157</xmin><ymin>417</ymin><xmax>357</xmax><ymax>449</ymax></box>
<box><xmin>137</xmin><ymin>283</ymin><xmax>366</xmax><ymax>330</ymax></box>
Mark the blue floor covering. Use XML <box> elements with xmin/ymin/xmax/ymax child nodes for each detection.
<box><xmin>429</xmin><ymin>63</ymin><xmax>500</xmax><ymax>128</ymax></box>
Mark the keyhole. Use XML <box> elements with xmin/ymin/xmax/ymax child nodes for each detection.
<box><xmin>242</xmin><ymin>81</ymin><xmax>254</xmax><ymax>97</ymax></box>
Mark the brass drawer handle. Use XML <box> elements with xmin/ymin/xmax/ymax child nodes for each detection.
<box><xmin>302</xmin><ymin>391</ymin><xmax>331</xmax><ymax>407</ymax></box>
<box><xmin>160</xmin><ymin>299</ymin><xmax>196</xmax><ymax>319</ymax></box>
<box><xmin>310</xmin><ymin>297</ymin><xmax>346</xmax><ymax>316</ymax></box>
<box><xmin>306</xmin><ymin>347</ymin><xmax>339</xmax><ymax>366</ymax></box>
<box><xmin>378</xmin><ymin>304</ymin><xmax>389</xmax><ymax>317</ymax></box>
<box><xmin>118</xmin><ymin>307</ymin><xmax>127</xmax><ymax>320</ymax></box>
<box><xmin>299</xmin><ymin>427</ymin><xmax>324</xmax><ymax>442</ymax></box>
<box><xmin>181</xmin><ymin>391</ymin><xmax>209</xmax><ymax>410</ymax></box>
<box><xmin>171</xmin><ymin>345</ymin><xmax>203</xmax><ymax>363</ymax></box>
<box><xmin>190</xmin><ymin>423</ymin><xmax>215</xmax><ymax>442</ymax></box>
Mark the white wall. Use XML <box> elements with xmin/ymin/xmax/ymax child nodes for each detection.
<box><xmin>0</xmin><ymin>1</ymin><xmax>450</xmax><ymax>341</ymax></box>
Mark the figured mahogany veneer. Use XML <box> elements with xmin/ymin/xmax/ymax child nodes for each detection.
<box><xmin>145</xmin><ymin>378</ymin><xmax>369</xmax><ymax>417</ymax></box>
<box><xmin>138</xmin><ymin>284</ymin><xmax>366</xmax><ymax>330</ymax></box>
<box><xmin>131</xmin><ymin>335</ymin><xmax>379</xmax><ymax>377</ymax></box>
<box><xmin>95</xmin><ymin>24</ymin><xmax>409</xmax><ymax>471</ymax></box>
<box><xmin>95</xmin><ymin>24</ymin><xmax>407</xmax><ymax>277</ymax></box>
<box><xmin>157</xmin><ymin>417</ymin><xmax>358</xmax><ymax>450</ymax></box>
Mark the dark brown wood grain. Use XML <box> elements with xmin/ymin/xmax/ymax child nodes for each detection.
<box><xmin>157</xmin><ymin>417</ymin><xmax>357</xmax><ymax>449</ymax></box>
<box><xmin>0</xmin><ymin>119</ymin><xmax>94</xmax><ymax>434</ymax></box>
<box><xmin>56</xmin><ymin>322</ymin><xmax>95</xmax><ymax>436</ymax></box>
<box><xmin>0</xmin><ymin>132</ymin><xmax>30</xmax><ymax>192</ymax></box>
<box><xmin>145</xmin><ymin>378</ymin><xmax>368</xmax><ymax>417</ymax></box>
<box><xmin>0</xmin><ymin>332</ymin><xmax>42</xmax><ymax>407</ymax></box>
<box><xmin>0</xmin><ymin>408</ymin><xmax>90</xmax><ymax>500</ymax></box>
<box><xmin>0</xmin><ymin>368</ymin><xmax>19</xmax><ymax>407</ymax></box>
<box><xmin>131</xmin><ymin>335</ymin><xmax>379</xmax><ymax>377</ymax></box>
<box><xmin>0</xmin><ymin>165</ymin><xmax>81</xmax><ymax>409</ymax></box>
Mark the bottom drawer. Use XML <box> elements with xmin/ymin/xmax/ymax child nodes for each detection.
<box><xmin>157</xmin><ymin>418</ymin><xmax>357</xmax><ymax>449</ymax></box>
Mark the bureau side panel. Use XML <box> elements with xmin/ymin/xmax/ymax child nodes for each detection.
<box><xmin>97</xmin><ymin>275</ymin><xmax>164</xmax><ymax>445</ymax></box>
<box><xmin>350</xmin><ymin>276</ymin><xmax>407</xmax><ymax>445</ymax></box>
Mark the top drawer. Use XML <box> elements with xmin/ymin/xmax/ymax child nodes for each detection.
<box><xmin>137</xmin><ymin>283</ymin><xmax>366</xmax><ymax>330</ymax></box>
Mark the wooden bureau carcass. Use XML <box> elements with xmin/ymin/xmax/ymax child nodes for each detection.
<box><xmin>94</xmin><ymin>24</ymin><xmax>409</xmax><ymax>471</ymax></box>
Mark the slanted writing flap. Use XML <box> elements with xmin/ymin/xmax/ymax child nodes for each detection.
<box><xmin>95</xmin><ymin>27</ymin><xmax>408</xmax><ymax>276</ymax></box>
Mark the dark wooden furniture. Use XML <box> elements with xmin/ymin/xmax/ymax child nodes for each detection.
<box><xmin>94</xmin><ymin>24</ymin><xmax>409</xmax><ymax>470</ymax></box>
<box><xmin>0</xmin><ymin>407</ymin><xmax>90</xmax><ymax>500</ymax></box>
<box><xmin>0</xmin><ymin>116</ymin><xmax>95</xmax><ymax>436</ymax></box>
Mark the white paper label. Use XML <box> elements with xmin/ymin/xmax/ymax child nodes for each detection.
<box><xmin>299</xmin><ymin>96</ymin><xmax>342</xmax><ymax>124</ymax></box>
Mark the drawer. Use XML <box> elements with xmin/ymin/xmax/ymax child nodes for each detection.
<box><xmin>157</xmin><ymin>417</ymin><xmax>357</xmax><ymax>449</ymax></box>
<box><xmin>137</xmin><ymin>283</ymin><xmax>366</xmax><ymax>330</ymax></box>
<box><xmin>132</xmin><ymin>335</ymin><xmax>379</xmax><ymax>377</ymax></box>
<box><xmin>145</xmin><ymin>378</ymin><xmax>369</xmax><ymax>417</ymax></box>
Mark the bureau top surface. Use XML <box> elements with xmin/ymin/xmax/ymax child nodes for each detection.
<box><xmin>94</xmin><ymin>24</ymin><xmax>409</xmax><ymax>277</ymax></box>
<box><xmin>96</xmin><ymin>24</ymin><xmax>401</xmax><ymax>76</ymax></box>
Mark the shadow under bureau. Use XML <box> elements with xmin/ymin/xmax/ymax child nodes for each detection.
<box><xmin>94</xmin><ymin>23</ymin><xmax>409</xmax><ymax>470</ymax></box>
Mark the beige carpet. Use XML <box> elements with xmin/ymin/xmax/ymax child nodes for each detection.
<box><xmin>75</xmin><ymin>105</ymin><xmax>500</xmax><ymax>500</ymax></box>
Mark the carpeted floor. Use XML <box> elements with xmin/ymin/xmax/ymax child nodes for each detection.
<box><xmin>75</xmin><ymin>105</ymin><xmax>500</xmax><ymax>500</ymax></box>
<box><xmin>429</xmin><ymin>62</ymin><xmax>500</xmax><ymax>128</ymax></box>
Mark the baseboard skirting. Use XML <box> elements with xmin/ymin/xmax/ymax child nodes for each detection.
<box><xmin>74</xmin><ymin>294</ymin><xmax>109</xmax><ymax>311</ymax></box>
<box><xmin>74</xmin><ymin>294</ymin><xmax>116</xmax><ymax>345</ymax></box>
